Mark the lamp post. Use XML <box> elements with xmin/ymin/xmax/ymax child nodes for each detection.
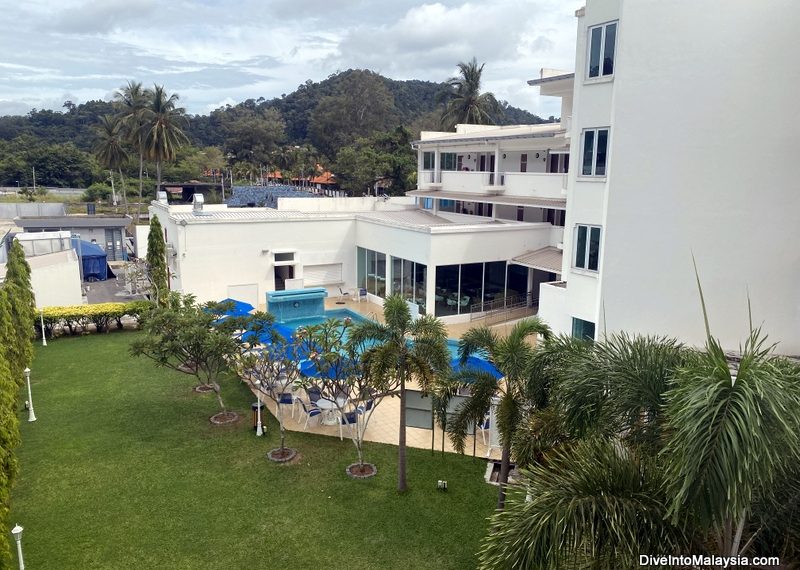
<box><xmin>39</xmin><ymin>310</ymin><xmax>47</xmax><ymax>347</ymax></box>
<box><xmin>10</xmin><ymin>524</ymin><xmax>24</xmax><ymax>570</ymax></box>
<box><xmin>24</xmin><ymin>368</ymin><xmax>36</xmax><ymax>422</ymax></box>
<box><xmin>253</xmin><ymin>379</ymin><xmax>263</xmax><ymax>436</ymax></box>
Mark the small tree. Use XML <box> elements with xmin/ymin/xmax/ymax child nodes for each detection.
<box><xmin>146</xmin><ymin>215</ymin><xmax>169</xmax><ymax>305</ymax></box>
<box><xmin>4</xmin><ymin>240</ymin><xmax>35</xmax><ymax>387</ymax></box>
<box><xmin>236</xmin><ymin>313</ymin><xmax>315</xmax><ymax>462</ymax></box>
<box><xmin>130</xmin><ymin>293</ymin><xmax>241</xmax><ymax>423</ymax></box>
<box><xmin>302</xmin><ymin>318</ymin><xmax>396</xmax><ymax>477</ymax></box>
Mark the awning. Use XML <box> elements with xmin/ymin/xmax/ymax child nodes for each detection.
<box><xmin>511</xmin><ymin>246</ymin><xmax>563</xmax><ymax>274</ymax></box>
<box><xmin>407</xmin><ymin>190</ymin><xmax>566</xmax><ymax>210</ymax></box>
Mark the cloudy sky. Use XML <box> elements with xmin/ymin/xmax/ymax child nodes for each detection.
<box><xmin>0</xmin><ymin>0</ymin><xmax>581</xmax><ymax>118</ymax></box>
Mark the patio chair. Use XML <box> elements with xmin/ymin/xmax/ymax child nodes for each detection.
<box><xmin>337</xmin><ymin>287</ymin><xmax>351</xmax><ymax>303</ymax></box>
<box><xmin>306</xmin><ymin>386</ymin><xmax>322</xmax><ymax>404</ymax></box>
<box><xmin>339</xmin><ymin>407</ymin><xmax>365</xmax><ymax>441</ymax></box>
<box><xmin>296</xmin><ymin>400</ymin><xmax>322</xmax><ymax>430</ymax></box>
<box><xmin>277</xmin><ymin>392</ymin><xmax>295</xmax><ymax>418</ymax></box>
<box><xmin>357</xmin><ymin>288</ymin><xmax>367</xmax><ymax>302</ymax></box>
<box><xmin>477</xmin><ymin>416</ymin><xmax>490</xmax><ymax>445</ymax></box>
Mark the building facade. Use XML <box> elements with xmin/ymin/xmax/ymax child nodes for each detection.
<box><xmin>534</xmin><ymin>0</ymin><xmax>800</xmax><ymax>354</ymax></box>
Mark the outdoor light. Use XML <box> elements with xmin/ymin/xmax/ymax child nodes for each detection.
<box><xmin>10</xmin><ymin>524</ymin><xmax>24</xmax><ymax>570</ymax></box>
<box><xmin>437</xmin><ymin>480</ymin><xmax>448</xmax><ymax>491</ymax></box>
<box><xmin>39</xmin><ymin>310</ymin><xmax>47</xmax><ymax>347</ymax></box>
<box><xmin>23</xmin><ymin>368</ymin><xmax>36</xmax><ymax>423</ymax></box>
<box><xmin>253</xmin><ymin>378</ymin><xmax>264</xmax><ymax>436</ymax></box>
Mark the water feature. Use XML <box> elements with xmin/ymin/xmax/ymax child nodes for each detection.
<box><xmin>267</xmin><ymin>288</ymin><xmax>328</xmax><ymax>323</ymax></box>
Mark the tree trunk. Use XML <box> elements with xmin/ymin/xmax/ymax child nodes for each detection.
<box><xmin>156</xmin><ymin>160</ymin><xmax>162</xmax><ymax>188</ymax></box>
<box><xmin>398</xmin><ymin>374</ymin><xmax>407</xmax><ymax>492</ymax></box>
<box><xmin>137</xmin><ymin>152</ymin><xmax>144</xmax><ymax>223</ymax></box>
<box><xmin>118</xmin><ymin>167</ymin><xmax>129</xmax><ymax>216</ymax></box>
<box><xmin>277</xmin><ymin>404</ymin><xmax>286</xmax><ymax>451</ymax></box>
<box><xmin>496</xmin><ymin>442</ymin><xmax>511</xmax><ymax>509</ymax></box>
<box><xmin>212</xmin><ymin>382</ymin><xmax>226</xmax><ymax>412</ymax></box>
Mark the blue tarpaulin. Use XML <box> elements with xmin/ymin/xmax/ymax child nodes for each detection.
<box><xmin>71</xmin><ymin>238</ymin><xmax>112</xmax><ymax>281</ymax></box>
<box><xmin>451</xmin><ymin>356</ymin><xmax>503</xmax><ymax>380</ymax></box>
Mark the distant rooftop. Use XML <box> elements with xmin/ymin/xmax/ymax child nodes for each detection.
<box><xmin>415</xmin><ymin>123</ymin><xmax>565</xmax><ymax>146</ymax></box>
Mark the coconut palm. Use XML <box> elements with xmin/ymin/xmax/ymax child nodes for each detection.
<box><xmin>349</xmin><ymin>295</ymin><xmax>450</xmax><ymax>492</ymax></box>
<box><xmin>144</xmin><ymin>84</ymin><xmax>189</xmax><ymax>188</ymax></box>
<box><xmin>438</xmin><ymin>57</ymin><xmax>503</xmax><ymax>130</ymax></box>
<box><xmin>448</xmin><ymin>317</ymin><xmax>551</xmax><ymax>509</ymax></box>
<box><xmin>93</xmin><ymin>114</ymin><xmax>130</xmax><ymax>214</ymax></box>
<box><xmin>115</xmin><ymin>81</ymin><xmax>150</xmax><ymax>222</ymax></box>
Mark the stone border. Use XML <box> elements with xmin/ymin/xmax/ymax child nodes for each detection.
<box><xmin>346</xmin><ymin>463</ymin><xmax>377</xmax><ymax>479</ymax></box>
<box><xmin>267</xmin><ymin>448</ymin><xmax>298</xmax><ymax>463</ymax></box>
<box><xmin>194</xmin><ymin>384</ymin><xmax>215</xmax><ymax>394</ymax></box>
<box><xmin>210</xmin><ymin>411</ymin><xmax>240</xmax><ymax>425</ymax></box>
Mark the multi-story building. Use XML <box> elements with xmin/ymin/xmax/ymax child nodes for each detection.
<box><xmin>534</xmin><ymin>0</ymin><xmax>800</xmax><ymax>353</ymax></box>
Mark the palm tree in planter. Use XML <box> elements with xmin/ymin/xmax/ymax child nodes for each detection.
<box><xmin>300</xmin><ymin>317</ymin><xmax>393</xmax><ymax>478</ymax></box>
<box><xmin>236</xmin><ymin>313</ymin><xmax>317</xmax><ymax>463</ymax></box>
<box><xmin>349</xmin><ymin>295</ymin><xmax>451</xmax><ymax>492</ymax></box>
<box><xmin>449</xmin><ymin>317</ymin><xmax>551</xmax><ymax>509</ymax></box>
<box><xmin>130</xmin><ymin>293</ymin><xmax>242</xmax><ymax>424</ymax></box>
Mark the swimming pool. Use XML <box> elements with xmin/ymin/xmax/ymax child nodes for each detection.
<box><xmin>279</xmin><ymin>309</ymin><xmax>462</xmax><ymax>359</ymax></box>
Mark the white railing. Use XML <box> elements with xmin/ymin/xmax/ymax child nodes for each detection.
<box><xmin>419</xmin><ymin>170</ymin><xmax>441</xmax><ymax>186</ymax></box>
<box><xmin>550</xmin><ymin>226</ymin><xmax>565</xmax><ymax>248</ymax></box>
<box><xmin>440</xmin><ymin>171</ymin><xmax>492</xmax><ymax>193</ymax></box>
<box><xmin>503</xmin><ymin>172</ymin><xmax>567</xmax><ymax>199</ymax></box>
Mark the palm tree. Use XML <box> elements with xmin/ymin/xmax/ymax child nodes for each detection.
<box><xmin>449</xmin><ymin>317</ymin><xmax>551</xmax><ymax>509</ymax></box>
<box><xmin>115</xmin><ymin>81</ymin><xmax>150</xmax><ymax>222</ymax></box>
<box><xmin>349</xmin><ymin>295</ymin><xmax>450</xmax><ymax>492</ymax></box>
<box><xmin>93</xmin><ymin>115</ymin><xmax>130</xmax><ymax>214</ymax></box>
<box><xmin>438</xmin><ymin>57</ymin><xmax>503</xmax><ymax>130</ymax></box>
<box><xmin>144</xmin><ymin>85</ymin><xmax>189</xmax><ymax>188</ymax></box>
<box><xmin>478</xmin><ymin>325</ymin><xmax>800</xmax><ymax>567</ymax></box>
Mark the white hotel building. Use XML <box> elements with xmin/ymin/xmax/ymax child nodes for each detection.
<box><xmin>533</xmin><ymin>0</ymin><xmax>800</xmax><ymax>353</ymax></box>
<box><xmin>150</xmin><ymin>0</ymin><xmax>799</xmax><ymax>353</ymax></box>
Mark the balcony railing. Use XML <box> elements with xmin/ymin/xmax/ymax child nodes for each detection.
<box><xmin>503</xmin><ymin>172</ymin><xmax>567</xmax><ymax>198</ymax></box>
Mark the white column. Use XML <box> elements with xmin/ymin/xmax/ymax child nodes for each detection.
<box><xmin>434</xmin><ymin>147</ymin><xmax>441</xmax><ymax>183</ymax></box>
<box><xmin>493</xmin><ymin>145</ymin><xmax>500</xmax><ymax>186</ymax></box>
<box><xmin>417</xmin><ymin>148</ymin><xmax>424</xmax><ymax>186</ymax></box>
<box><xmin>432</xmin><ymin>199</ymin><xmax>439</xmax><ymax>215</ymax></box>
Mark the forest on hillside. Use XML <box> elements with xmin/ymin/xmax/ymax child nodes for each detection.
<box><xmin>0</xmin><ymin>68</ymin><xmax>554</xmax><ymax>197</ymax></box>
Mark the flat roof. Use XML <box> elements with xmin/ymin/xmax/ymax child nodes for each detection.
<box><xmin>15</xmin><ymin>215</ymin><xmax>132</xmax><ymax>228</ymax></box>
<box><xmin>527</xmin><ymin>72</ymin><xmax>575</xmax><ymax>86</ymax></box>
<box><xmin>414</xmin><ymin>123</ymin><xmax>565</xmax><ymax>146</ymax></box>
<box><xmin>406</xmin><ymin>189</ymin><xmax>567</xmax><ymax>210</ymax></box>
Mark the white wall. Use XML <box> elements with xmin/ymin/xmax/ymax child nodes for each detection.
<box><xmin>597</xmin><ymin>0</ymin><xmax>800</xmax><ymax>353</ymax></box>
<box><xmin>28</xmin><ymin>250</ymin><xmax>83</xmax><ymax>308</ymax></box>
<box><xmin>277</xmin><ymin>196</ymin><xmax>416</xmax><ymax>212</ymax></box>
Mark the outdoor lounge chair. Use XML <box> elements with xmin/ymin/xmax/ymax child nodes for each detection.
<box><xmin>338</xmin><ymin>287</ymin><xmax>351</xmax><ymax>302</ymax></box>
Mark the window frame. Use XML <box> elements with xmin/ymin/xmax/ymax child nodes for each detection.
<box><xmin>573</xmin><ymin>224</ymin><xmax>602</xmax><ymax>272</ymax></box>
<box><xmin>580</xmin><ymin>127</ymin><xmax>610</xmax><ymax>177</ymax></box>
<box><xmin>586</xmin><ymin>20</ymin><xmax>618</xmax><ymax>80</ymax></box>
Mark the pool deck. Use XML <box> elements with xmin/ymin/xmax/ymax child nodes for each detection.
<box><xmin>247</xmin><ymin>296</ymin><xmax>536</xmax><ymax>460</ymax></box>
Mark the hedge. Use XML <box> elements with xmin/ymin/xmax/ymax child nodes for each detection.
<box><xmin>39</xmin><ymin>301</ymin><xmax>153</xmax><ymax>337</ymax></box>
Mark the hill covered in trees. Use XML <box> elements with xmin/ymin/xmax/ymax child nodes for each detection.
<box><xmin>0</xmin><ymin>69</ymin><xmax>553</xmax><ymax>193</ymax></box>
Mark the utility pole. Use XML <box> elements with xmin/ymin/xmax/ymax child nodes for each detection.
<box><xmin>109</xmin><ymin>170</ymin><xmax>118</xmax><ymax>207</ymax></box>
<box><xmin>32</xmin><ymin>167</ymin><xmax>36</xmax><ymax>192</ymax></box>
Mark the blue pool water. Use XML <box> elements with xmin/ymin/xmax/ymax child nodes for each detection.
<box><xmin>279</xmin><ymin>309</ymin><xmax>461</xmax><ymax>359</ymax></box>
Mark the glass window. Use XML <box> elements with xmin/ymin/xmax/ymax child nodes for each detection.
<box><xmin>366</xmin><ymin>249</ymin><xmax>376</xmax><ymax>293</ymax></box>
<box><xmin>435</xmin><ymin>265</ymin><xmax>459</xmax><ymax>316</ymax></box>
<box><xmin>402</xmin><ymin>258</ymin><xmax>414</xmax><ymax>301</ymax></box>
<box><xmin>581</xmin><ymin>128</ymin><xmax>609</xmax><ymax>176</ymax></box>
<box><xmin>414</xmin><ymin>263</ymin><xmax>427</xmax><ymax>315</ymax></box>
<box><xmin>506</xmin><ymin>264</ymin><xmax>529</xmax><ymax>301</ymax></box>
<box><xmin>440</xmin><ymin>153</ymin><xmax>457</xmax><ymax>171</ymax></box>
<box><xmin>582</xmin><ymin>130</ymin><xmax>595</xmax><ymax>175</ymax></box>
<box><xmin>459</xmin><ymin>263</ymin><xmax>483</xmax><ymax>314</ymax></box>
<box><xmin>357</xmin><ymin>247</ymin><xmax>366</xmax><ymax>289</ymax></box>
<box><xmin>575</xmin><ymin>225</ymin><xmax>601</xmax><ymax>271</ymax></box>
<box><xmin>376</xmin><ymin>253</ymin><xmax>386</xmax><ymax>297</ymax></box>
<box><xmin>588</xmin><ymin>26</ymin><xmax>603</xmax><ymax>78</ymax></box>
<box><xmin>572</xmin><ymin>318</ymin><xmax>596</xmax><ymax>341</ymax></box>
<box><xmin>483</xmin><ymin>262</ymin><xmax>506</xmax><ymax>307</ymax></box>
<box><xmin>587</xmin><ymin>21</ymin><xmax>617</xmax><ymax>79</ymax></box>
<box><xmin>423</xmin><ymin>152</ymin><xmax>435</xmax><ymax>170</ymax></box>
<box><xmin>274</xmin><ymin>252</ymin><xmax>294</xmax><ymax>262</ymax></box>
<box><xmin>392</xmin><ymin>256</ymin><xmax>403</xmax><ymax>296</ymax></box>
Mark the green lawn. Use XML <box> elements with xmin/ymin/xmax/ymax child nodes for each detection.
<box><xmin>11</xmin><ymin>332</ymin><xmax>495</xmax><ymax>569</ymax></box>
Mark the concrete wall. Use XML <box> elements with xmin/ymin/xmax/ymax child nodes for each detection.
<box><xmin>27</xmin><ymin>250</ymin><xmax>83</xmax><ymax>308</ymax></box>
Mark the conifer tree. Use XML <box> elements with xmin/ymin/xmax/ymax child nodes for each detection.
<box><xmin>146</xmin><ymin>215</ymin><xmax>169</xmax><ymax>304</ymax></box>
<box><xmin>4</xmin><ymin>240</ymin><xmax>34</xmax><ymax>386</ymax></box>
<box><xmin>0</xmin><ymin>287</ymin><xmax>21</xmax><ymax>566</ymax></box>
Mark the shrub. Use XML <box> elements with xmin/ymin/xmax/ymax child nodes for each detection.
<box><xmin>40</xmin><ymin>301</ymin><xmax>154</xmax><ymax>337</ymax></box>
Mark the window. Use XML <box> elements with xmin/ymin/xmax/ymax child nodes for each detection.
<box><xmin>574</xmin><ymin>225</ymin><xmax>601</xmax><ymax>271</ymax></box>
<box><xmin>581</xmin><ymin>128</ymin><xmax>609</xmax><ymax>176</ymax></box>
<box><xmin>423</xmin><ymin>151</ymin><xmax>435</xmax><ymax>170</ymax></box>
<box><xmin>520</xmin><ymin>153</ymin><xmax>528</xmax><ymax>173</ymax></box>
<box><xmin>587</xmin><ymin>21</ymin><xmax>617</xmax><ymax>78</ymax></box>
<box><xmin>274</xmin><ymin>252</ymin><xmax>294</xmax><ymax>262</ymax></box>
<box><xmin>572</xmin><ymin>318</ymin><xmax>596</xmax><ymax>341</ymax></box>
<box><xmin>440</xmin><ymin>153</ymin><xmax>457</xmax><ymax>171</ymax></box>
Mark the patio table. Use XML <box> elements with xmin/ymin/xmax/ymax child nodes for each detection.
<box><xmin>315</xmin><ymin>397</ymin><xmax>347</xmax><ymax>425</ymax></box>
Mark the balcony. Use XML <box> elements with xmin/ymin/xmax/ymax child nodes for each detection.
<box><xmin>420</xmin><ymin>170</ymin><xmax>567</xmax><ymax>199</ymax></box>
